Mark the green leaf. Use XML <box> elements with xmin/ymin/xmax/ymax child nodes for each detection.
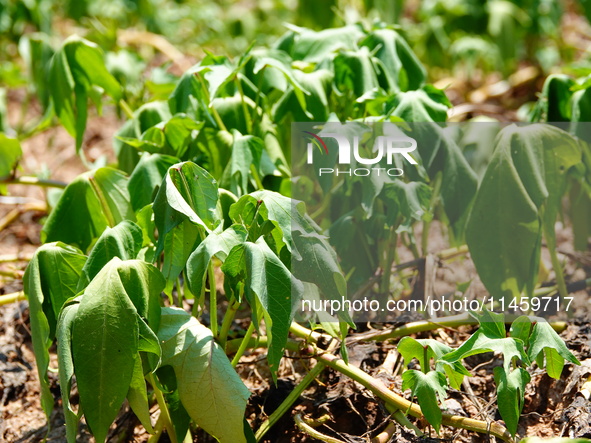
<box><xmin>158</xmin><ymin>307</ymin><xmax>250</xmax><ymax>443</ymax></box>
<box><xmin>286</xmin><ymin>25</ymin><xmax>364</xmax><ymax>63</ymax></box>
<box><xmin>401</xmin><ymin>369</ymin><xmax>447</xmax><ymax>433</ymax></box>
<box><xmin>442</xmin><ymin>330</ymin><xmax>529</xmax><ymax>373</ymax></box>
<box><xmin>78</xmin><ymin>220</ymin><xmax>143</xmax><ymax>289</ymax></box>
<box><xmin>72</xmin><ymin>258</ymin><xmax>163</xmax><ymax>442</ymax></box>
<box><xmin>389</xmin><ymin>87</ymin><xmax>451</xmax><ymax>122</ymax></box>
<box><xmin>42</xmin><ymin>167</ymin><xmax>135</xmax><ymax>252</ymax></box>
<box><xmin>161</xmin><ymin>220</ymin><xmax>200</xmax><ymax>296</ymax></box>
<box><xmin>49</xmin><ymin>36</ymin><xmax>121</xmax><ymax>152</ymax></box>
<box><xmin>494</xmin><ymin>366</ymin><xmax>530</xmax><ymax>437</ymax></box>
<box><xmin>127</xmin><ymin>354</ymin><xmax>154</xmax><ymax>434</ymax></box>
<box><xmin>128</xmin><ymin>153</ymin><xmax>178</xmax><ymax>212</ymax></box>
<box><xmin>360</xmin><ymin>28</ymin><xmax>426</xmax><ymax>92</ymax></box>
<box><xmin>398</xmin><ymin>337</ymin><xmax>470</xmax><ymax>389</ymax></box>
<box><xmin>222</xmin><ymin>238</ymin><xmax>303</xmax><ymax>376</ymax></box>
<box><xmin>186</xmin><ymin>224</ymin><xmax>248</xmax><ymax>296</ymax></box>
<box><xmin>0</xmin><ymin>133</ymin><xmax>22</xmax><ymax>185</ymax></box>
<box><xmin>23</xmin><ymin>242</ymin><xmax>86</xmax><ymax>419</ymax></box>
<box><xmin>221</xmin><ymin>131</ymin><xmax>263</xmax><ymax>197</ymax></box>
<box><xmin>528</xmin><ymin>320</ymin><xmax>580</xmax><ymax>379</ymax></box>
<box><xmin>153</xmin><ymin>162</ymin><xmax>221</xmax><ymax>251</ymax></box>
<box><xmin>466</xmin><ymin>124</ymin><xmax>581</xmax><ymax>301</ymax></box>
<box><xmin>56</xmin><ymin>297</ymin><xmax>81</xmax><ymax>443</ymax></box>
<box><xmin>510</xmin><ymin>316</ymin><xmax>533</xmax><ymax>347</ymax></box>
<box><xmin>333</xmin><ymin>47</ymin><xmax>380</xmax><ymax>98</ymax></box>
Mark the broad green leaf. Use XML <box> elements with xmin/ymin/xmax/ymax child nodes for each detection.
<box><xmin>56</xmin><ymin>297</ymin><xmax>81</xmax><ymax>443</ymax></box>
<box><xmin>161</xmin><ymin>220</ymin><xmax>200</xmax><ymax>296</ymax></box>
<box><xmin>78</xmin><ymin>220</ymin><xmax>143</xmax><ymax>289</ymax></box>
<box><xmin>128</xmin><ymin>153</ymin><xmax>178</xmax><ymax>212</ymax></box>
<box><xmin>221</xmin><ymin>131</ymin><xmax>263</xmax><ymax>197</ymax></box>
<box><xmin>389</xmin><ymin>87</ymin><xmax>451</xmax><ymax>122</ymax></box>
<box><xmin>158</xmin><ymin>307</ymin><xmax>250</xmax><ymax>443</ymax></box>
<box><xmin>442</xmin><ymin>330</ymin><xmax>529</xmax><ymax>373</ymax></box>
<box><xmin>510</xmin><ymin>316</ymin><xmax>533</xmax><ymax>347</ymax></box>
<box><xmin>186</xmin><ymin>224</ymin><xmax>248</xmax><ymax>296</ymax></box>
<box><xmin>528</xmin><ymin>320</ymin><xmax>580</xmax><ymax>379</ymax></box>
<box><xmin>401</xmin><ymin>369</ymin><xmax>447</xmax><ymax>433</ymax></box>
<box><xmin>23</xmin><ymin>242</ymin><xmax>86</xmax><ymax>418</ymax></box>
<box><xmin>285</xmin><ymin>25</ymin><xmax>364</xmax><ymax>63</ymax></box>
<box><xmin>381</xmin><ymin>180</ymin><xmax>432</xmax><ymax>231</ymax></box>
<box><xmin>222</xmin><ymin>238</ymin><xmax>303</xmax><ymax>376</ymax></box>
<box><xmin>333</xmin><ymin>47</ymin><xmax>380</xmax><ymax>99</ymax></box>
<box><xmin>42</xmin><ymin>167</ymin><xmax>134</xmax><ymax>252</ymax></box>
<box><xmin>127</xmin><ymin>354</ymin><xmax>154</xmax><ymax>434</ymax></box>
<box><xmin>72</xmin><ymin>258</ymin><xmax>144</xmax><ymax>443</ymax></box>
<box><xmin>114</xmin><ymin>101</ymin><xmax>172</xmax><ymax>174</ymax></box>
<box><xmin>273</xmin><ymin>69</ymin><xmax>333</xmax><ymax>122</ymax></box>
<box><xmin>153</xmin><ymin>161</ymin><xmax>221</xmax><ymax>250</ymax></box>
<box><xmin>48</xmin><ymin>36</ymin><xmax>121</xmax><ymax>151</ymax></box>
<box><xmin>493</xmin><ymin>366</ymin><xmax>530</xmax><ymax>437</ymax></box>
<box><xmin>398</xmin><ymin>337</ymin><xmax>470</xmax><ymax>389</ymax></box>
<box><xmin>466</xmin><ymin>124</ymin><xmax>581</xmax><ymax>301</ymax></box>
<box><xmin>360</xmin><ymin>28</ymin><xmax>426</xmax><ymax>92</ymax></box>
<box><xmin>470</xmin><ymin>309</ymin><xmax>506</xmax><ymax>338</ymax></box>
<box><xmin>0</xmin><ymin>134</ymin><xmax>22</xmax><ymax>184</ymax></box>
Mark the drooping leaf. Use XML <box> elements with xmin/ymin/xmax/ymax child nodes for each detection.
<box><xmin>161</xmin><ymin>220</ymin><xmax>200</xmax><ymax>296</ymax></box>
<box><xmin>56</xmin><ymin>297</ymin><xmax>81</xmax><ymax>443</ymax></box>
<box><xmin>221</xmin><ymin>131</ymin><xmax>263</xmax><ymax>197</ymax></box>
<box><xmin>528</xmin><ymin>320</ymin><xmax>580</xmax><ymax>379</ymax></box>
<box><xmin>493</xmin><ymin>366</ymin><xmax>530</xmax><ymax>437</ymax></box>
<box><xmin>360</xmin><ymin>28</ymin><xmax>426</xmax><ymax>92</ymax></box>
<box><xmin>158</xmin><ymin>307</ymin><xmax>250</xmax><ymax>443</ymax></box>
<box><xmin>0</xmin><ymin>134</ymin><xmax>22</xmax><ymax>191</ymax></box>
<box><xmin>72</xmin><ymin>258</ymin><xmax>141</xmax><ymax>443</ymax></box>
<box><xmin>78</xmin><ymin>220</ymin><xmax>143</xmax><ymax>289</ymax></box>
<box><xmin>23</xmin><ymin>242</ymin><xmax>86</xmax><ymax>418</ymax></box>
<box><xmin>128</xmin><ymin>153</ymin><xmax>178</xmax><ymax>212</ymax></box>
<box><xmin>186</xmin><ymin>224</ymin><xmax>248</xmax><ymax>296</ymax></box>
<box><xmin>127</xmin><ymin>354</ymin><xmax>154</xmax><ymax>434</ymax></box>
<box><xmin>466</xmin><ymin>124</ymin><xmax>581</xmax><ymax>301</ymax></box>
<box><xmin>401</xmin><ymin>369</ymin><xmax>447</xmax><ymax>433</ymax></box>
<box><xmin>48</xmin><ymin>36</ymin><xmax>121</xmax><ymax>152</ymax></box>
<box><xmin>42</xmin><ymin>167</ymin><xmax>135</xmax><ymax>252</ymax></box>
<box><xmin>222</xmin><ymin>238</ymin><xmax>303</xmax><ymax>376</ymax></box>
<box><xmin>153</xmin><ymin>161</ymin><xmax>221</xmax><ymax>251</ymax></box>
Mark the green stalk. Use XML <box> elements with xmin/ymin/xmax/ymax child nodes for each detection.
<box><xmin>316</xmin><ymin>352</ymin><xmax>513</xmax><ymax>442</ymax></box>
<box><xmin>1</xmin><ymin>176</ymin><xmax>67</xmax><ymax>189</ymax></box>
<box><xmin>219</xmin><ymin>300</ymin><xmax>240</xmax><ymax>350</ymax></box>
<box><xmin>544</xmin><ymin>225</ymin><xmax>569</xmax><ymax>302</ymax></box>
<box><xmin>118</xmin><ymin>99</ymin><xmax>135</xmax><ymax>120</ymax></box>
<box><xmin>0</xmin><ymin>291</ymin><xmax>25</xmax><ymax>306</ymax></box>
<box><xmin>235</xmin><ymin>76</ymin><xmax>252</xmax><ymax>134</ymax></box>
<box><xmin>208</xmin><ymin>264</ymin><xmax>218</xmax><ymax>337</ymax></box>
<box><xmin>147</xmin><ymin>373</ymin><xmax>178</xmax><ymax>443</ymax></box>
<box><xmin>421</xmin><ymin>172</ymin><xmax>442</xmax><ymax>255</ymax></box>
<box><xmin>231</xmin><ymin>322</ymin><xmax>256</xmax><ymax>367</ymax></box>
<box><xmin>255</xmin><ymin>361</ymin><xmax>326</xmax><ymax>441</ymax></box>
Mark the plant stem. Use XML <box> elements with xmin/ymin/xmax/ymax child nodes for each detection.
<box><xmin>316</xmin><ymin>352</ymin><xmax>513</xmax><ymax>442</ymax></box>
<box><xmin>208</xmin><ymin>264</ymin><xmax>218</xmax><ymax>337</ymax></box>
<box><xmin>544</xmin><ymin>225</ymin><xmax>569</xmax><ymax>302</ymax></box>
<box><xmin>1</xmin><ymin>176</ymin><xmax>68</xmax><ymax>189</ymax></box>
<box><xmin>231</xmin><ymin>322</ymin><xmax>257</xmax><ymax>367</ymax></box>
<box><xmin>0</xmin><ymin>291</ymin><xmax>25</xmax><ymax>306</ymax></box>
<box><xmin>219</xmin><ymin>300</ymin><xmax>240</xmax><ymax>350</ymax></box>
<box><xmin>294</xmin><ymin>414</ymin><xmax>346</xmax><ymax>443</ymax></box>
<box><xmin>147</xmin><ymin>373</ymin><xmax>178</xmax><ymax>443</ymax></box>
<box><xmin>255</xmin><ymin>361</ymin><xmax>326</xmax><ymax>441</ymax></box>
<box><xmin>147</xmin><ymin>414</ymin><xmax>165</xmax><ymax>443</ymax></box>
<box><xmin>421</xmin><ymin>172</ymin><xmax>442</xmax><ymax>256</ymax></box>
<box><xmin>118</xmin><ymin>99</ymin><xmax>135</xmax><ymax>120</ymax></box>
